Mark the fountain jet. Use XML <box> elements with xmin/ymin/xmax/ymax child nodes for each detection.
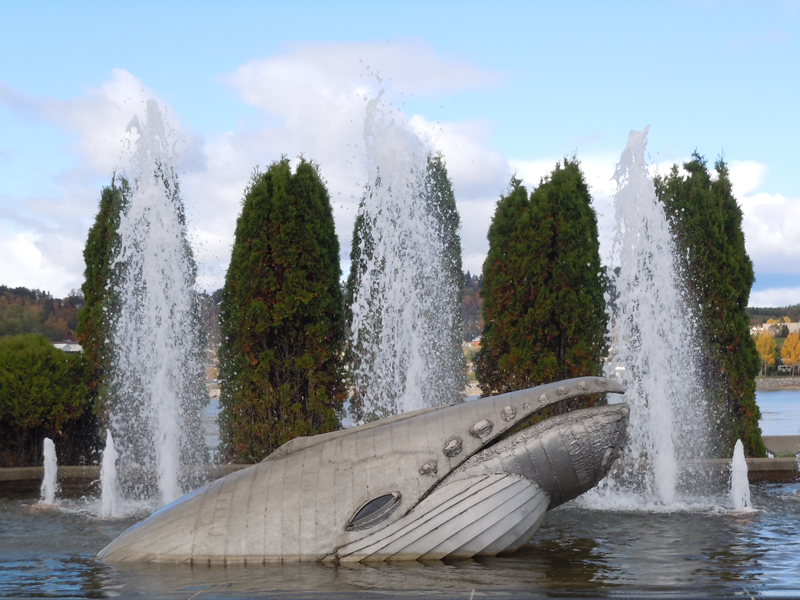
<box><xmin>602</xmin><ymin>127</ymin><xmax>706</xmax><ymax>506</ymax></box>
<box><xmin>348</xmin><ymin>92</ymin><xmax>462</xmax><ymax>419</ymax></box>
<box><xmin>39</xmin><ymin>438</ymin><xmax>58</xmax><ymax>505</ymax></box>
<box><xmin>100</xmin><ymin>431</ymin><xmax>120</xmax><ymax>517</ymax></box>
<box><xmin>108</xmin><ymin>100</ymin><xmax>207</xmax><ymax>506</ymax></box>
<box><xmin>730</xmin><ymin>439</ymin><xmax>752</xmax><ymax>511</ymax></box>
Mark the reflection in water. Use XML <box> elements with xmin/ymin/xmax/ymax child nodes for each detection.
<box><xmin>1</xmin><ymin>483</ymin><xmax>798</xmax><ymax>598</ymax></box>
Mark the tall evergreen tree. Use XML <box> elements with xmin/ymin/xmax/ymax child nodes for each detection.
<box><xmin>655</xmin><ymin>153</ymin><xmax>764</xmax><ymax>456</ymax></box>
<box><xmin>475</xmin><ymin>177</ymin><xmax>529</xmax><ymax>393</ymax></box>
<box><xmin>218</xmin><ymin>158</ymin><xmax>345</xmax><ymax>462</ymax></box>
<box><xmin>74</xmin><ymin>175</ymin><xmax>129</xmax><ymax>461</ymax></box>
<box><xmin>421</xmin><ymin>152</ymin><xmax>466</xmax><ymax>404</ymax></box>
<box><xmin>477</xmin><ymin>160</ymin><xmax>607</xmax><ymax>403</ymax></box>
<box><xmin>343</xmin><ymin>197</ymin><xmax>373</xmax><ymax>422</ymax></box>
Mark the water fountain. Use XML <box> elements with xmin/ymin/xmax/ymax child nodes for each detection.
<box><xmin>100</xmin><ymin>431</ymin><xmax>120</xmax><ymax>518</ymax></box>
<box><xmin>730</xmin><ymin>439</ymin><xmax>753</xmax><ymax>511</ymax></box>
<box><xmin>39</xmin><ymin>437</ymin><xmax>58</xmax><ymax>505</ymax></box>
<box><xmin>348</xmin><ymin>91</ymin><xmax>462</xmax><ymax>419</ymax></box>
<box><xmin>3</xmin><ymin>98</ymin><xmax>798</xmax><ymax>597</ymax></box>
<box><xmin>596</xmin><ymin>127</ymin><xmax>708</xmax><ymax>507</ymax></box>
<box><xmin>107</xmin><ymin>100</ymin><xmax>208</xmax><ymax>506</ymax></box>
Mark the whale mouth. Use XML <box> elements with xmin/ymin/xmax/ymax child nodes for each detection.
<box><xmin>334</xmin><ymin>403</ymin><xmax>630</xmax><ymax>562</ymax></box>
<box><xmin>446</xmin><ymin>403</ymin><xmax>630</xmax><ymax>509</ymax></box>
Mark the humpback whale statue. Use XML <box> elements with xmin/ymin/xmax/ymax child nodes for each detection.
<box><xmin>99</xmin><ymin>376</ymin><xmax>628</xmax><ymax>564</ymax></box>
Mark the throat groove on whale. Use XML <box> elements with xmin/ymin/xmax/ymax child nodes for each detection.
<box><xmin>97</xmin><ymin>377</ymin><xmax>628</xmax><ymax>564</ymax></box>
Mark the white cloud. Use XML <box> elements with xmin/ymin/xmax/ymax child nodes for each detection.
<box><xmin>0</xmin><ymin>223</ymin><xmax>83</xmax><ymax>294</ymax></box>
<box><xmin>0</xmin><ymin>42</ymin><xmax>505</xmax><ymax>296</ymax></box>
<box><xmin>5</xmin><ymin>44</ymin><xmax>797</xmax><ymax>311</ymax></box>
<box><xmin>749</xmin><ymin>287</ymin><xmax>800</xmax><ymax>308</ymax></box>
<box><xmin>730</xmin><ymin>160</ymin><xmax>800</xmax><ymax>277</ymax></box>
<box><xmin>0</xmin><ymin>70</ymin><xmax>201</xmax><ymax>296</ymax></box>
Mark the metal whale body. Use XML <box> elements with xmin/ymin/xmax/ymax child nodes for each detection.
<box><xmin>98</xmin><ymin>377</ymin><xmax>628</xmax><ymax>564</ymax></box>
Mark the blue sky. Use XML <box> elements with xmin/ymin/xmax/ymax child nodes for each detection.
<box><xmin>1</xmin><ymin>0</ymin><xmax>799</xmax><ymax>305</ymax></box>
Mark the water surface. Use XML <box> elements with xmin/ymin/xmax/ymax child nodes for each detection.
<box><xmin>2</xmin><ymin>483</ymin><xmax>798</xmax><ymax>599</ymax></box>
<box><xmin>757</xmin><ymin>389</ymin><xmax>800</xmax><ymax>436</ymax></box>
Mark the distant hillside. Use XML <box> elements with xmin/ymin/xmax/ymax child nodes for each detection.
<box><xmin>746</xmin><ymin>304</ymin><xmax>800</xmax><ymax>325</ymax></box>
<box><xmin>0</xmin><ymin>286</ymin><xmax>84</xmax><ymax>341</ymax></box>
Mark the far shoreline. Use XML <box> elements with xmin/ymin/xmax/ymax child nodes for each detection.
<box><xmin>756</xmin><ymin>377</ymin><xmax>800</xmax><ymax>391</ymax></box>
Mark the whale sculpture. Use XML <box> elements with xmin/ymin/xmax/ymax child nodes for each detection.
<box><xmin>99</xmin><ymin>376</ymin><xmax>628</xmax><ymax>564</ymax></box>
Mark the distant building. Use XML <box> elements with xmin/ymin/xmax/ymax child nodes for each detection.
<box><xmin>52</xmin><ymin>340</ymin><xmax>82</xmax><ymax>354</ymax></box>
<box><xmin>463</xmin><ymin>335</ymin><xmax>482</xmax><ymax>350</ymax></box>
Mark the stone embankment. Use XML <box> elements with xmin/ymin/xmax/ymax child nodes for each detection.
<box><xmin>1</xmin><ymin>454</ymin><xmax>797</xmax><ymax>492</ymax></box>
<box><xmin>756</xmin><ymin>376</ymin><xmax>800</xmax><ymax>390</ymax></box>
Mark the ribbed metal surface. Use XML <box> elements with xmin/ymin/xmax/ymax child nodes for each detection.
<box><xmin>98</xmin><ymin>377</ymin><xmax>627</xmax><ymax>564</ymax></box>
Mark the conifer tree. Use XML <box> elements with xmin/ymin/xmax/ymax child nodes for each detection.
<box><xmin>477</xmin><ymin>160</ymin><xmax>607</xmax><ymax>403</ymax></box>
<box><xmin>655</xmin><ymin>153</ymin><xmax>765</xmax><ymax>456</ymax></box>
<box><xmin>343</xmin><ymin>199</ymin><xmax>373</xmax><ymax>422</ymax></box>
<box><xmin>75</xmin><ymin>176</ymin><xmax>129</xmax><ymax>461</ymax></box>
<box><xmin>475</xmin><ymin>177</ymin><xmax>530</xmax><ymax>393</ymax></box>
<box><xmin>218</xmin><ymin>158</ymin><xmax>345</xmax><ymax>462</ymax></box>
<box><xmin>421</xmin><ymin>152</ymin><xmax>466</xmax><ymax>404</ymax></box>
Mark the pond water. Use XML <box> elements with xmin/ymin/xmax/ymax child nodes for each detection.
<box><xmin>757</xmin><ymin>389</ymin><xmax>800</xmax><ymax>436</ymax></box>
<box><xmin>1</xmin><ymin>390</ymin><xmax>796</xmax><ymax>598</ymax></box>
<box><xmin>2</xmin><ymin>482</ymin><xmax>799</xmax><ymax>599</ymax></box>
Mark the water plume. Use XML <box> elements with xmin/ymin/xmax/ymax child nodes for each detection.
<box><xmin>39</xmin><ymin>437</ymin><xmax>58</xmax><ymax>505</ymax></box>
<box><xmin>597</xmin><ymin>127</ymin><xmax>707</xmax><ymax>507</ymax></box>
<box><xmin>348</xmin><ymin>92</ymin><xmax>462</xmax><ymax>419</ymax></box>
<box><xmin>100</xmin><ymin>430</ymin><xmax>120</xmax><ymax>517</ymax></box>
<box><xmin>108</xmin><ymin>100</ymin><xmax>207</xmax><ymax>506</ymax></box>
<box><xmin>730</xmin><ymin>439</ymin><xmax>753</xmax><ymax>511</ymax></box>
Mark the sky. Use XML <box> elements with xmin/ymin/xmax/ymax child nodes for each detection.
<box><xmin>1</xmin><ymin>0</ymin><xmax>799</xmax><ymax>307</ymax></box>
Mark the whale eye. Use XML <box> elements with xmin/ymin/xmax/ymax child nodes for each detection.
<box><xmin>346</xmin><ymin>491</ymin><xmax>401</xmax><ymax>531</ymax></box>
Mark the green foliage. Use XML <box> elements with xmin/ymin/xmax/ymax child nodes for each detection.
<box><xmin>424</xmin><ymin>152</ymin><xmax>464</xmax><ymax>292</ymax></box>
<box><xmin>218</xmin><ymin>158</ymin><xmax>345</xmax><ymax>462</ymax></box>
<box><xmin>345</xmin><ymin>201</ymin><xmax>372</xmax><ymax>317</ymax></box>
<box><xmin>477</xmin><ymin>160</ymin><xmax>608</xmax><ymax>407</ymax></box>
<box><xmin>76</xmin><ymin>177</ymin><xmax>128</xmax><ymax>455</ymax></box>
<box><xmin>343</xmin><ymin>193</ymin><xmax>374</xmax><ymax>422</ymax></box>
<box><xmin>655</xmin><ymin>153</ymin><xmax>764</xmax><ymax>457</ymax></box>
<box><xmin>0</xmin><ymin>334</ymin><xmax>89</xmax><ymax>467</ymax></box>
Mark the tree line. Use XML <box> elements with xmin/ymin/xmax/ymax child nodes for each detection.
<box><xmin>0</xmin><ymin>286</ymin><xmax>84</xmax><ymax>340</ymax></box>
<box><xmin>0</xmin><ymin>147</ymin><xmax>766</xmax><ymax>466</ymax></box>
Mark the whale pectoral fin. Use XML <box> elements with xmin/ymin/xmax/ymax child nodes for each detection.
<box><xmin>337</xmin><ymin>473</ymin><xmax>549</xmax><ymax>562</ymax></box>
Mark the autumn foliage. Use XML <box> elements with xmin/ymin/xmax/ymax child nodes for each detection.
<box><xmin>0</xmin><ymin>286</ymin><xmax>83</xmax><ymax>341</ymax></box>
<box><xmin>779</xmin><ymin>332</ymin><xmax>800</xmax><ymax>375</ymax></box>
